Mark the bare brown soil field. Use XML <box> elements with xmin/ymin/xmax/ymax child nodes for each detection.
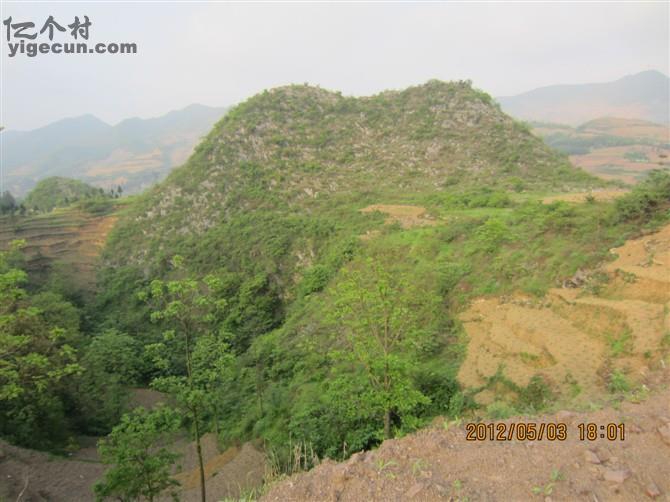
<box><xmin>570</xmin><ymin>145</ymin><xmax>670</xmax><ymax>184</ymax></box>
<box><xmin>360</xmin><ymin>204</ymin><xmax>439</xmax><ymax>228</ymax></box>
<box><xmin>533</xmin><ymin>117</ymin><xmax>670</xmax><ymax>184</ymax></box>
<box><xmin>579</xmin><ymin>118</ymin><xmax>670</xmax><ymax>142</ymax></box>
<box><xmin>458</xmin><ymin>224</ymin><xmax>670</xmax><ymax>406</ymax></box>
<box><xmin>0</xmin><ymin>440</ymin><xmax>106</xmax><ymax>502</ymax></box>
<box><xmin>0</xmin><ymin>432</ymin><xmax>266</xmax><ymax>501</ymax></box>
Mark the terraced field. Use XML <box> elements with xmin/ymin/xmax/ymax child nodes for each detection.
<box><xmin>458</xmin><ymin>224</ymin><xmax>670</xmax><ymax>406</ymax></box>
<box><xmin>0</xmin><ymin>207</ymin><xmax>120</xmax><ymax>290</ymax></box>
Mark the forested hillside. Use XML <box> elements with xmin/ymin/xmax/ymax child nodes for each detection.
<box><xmin>93</xmin><ymin>80</ymin><xmax>668</xmax><ymax>466</ymax></box>
<box><xmin>2</xmin><ymin>80</ymin><xmax>669</xmax><ymax>502</ymax></box>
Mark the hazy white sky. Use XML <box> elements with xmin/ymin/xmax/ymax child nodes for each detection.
<box><xmin>1</xmin><ymin>1</ymin><xmax>668</xmax><ymax>131</ymax></box>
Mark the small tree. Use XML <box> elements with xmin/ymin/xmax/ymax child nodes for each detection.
<box><xmin>330</xmin><ymin>257</ymin><xmax>439</xmax><ymax>439</ymax></box>
<box><xmin>95</xmin><ymin>406</ymin><xmax>181</xmax><ymax>502</ymax></box>
<box><xmin>139</xmin><ymin>256</ymin><xmax>230</xmax><ymax>502</ymax></box>
<box><xmin>0</xmin><ymin>191</ymin><xmax>16</xmax><ymax>214</ymax></box>
<box><xmin>190</xmin><ymin>332</ymin><xmax>234</xmax><ymax>437</ymax></box>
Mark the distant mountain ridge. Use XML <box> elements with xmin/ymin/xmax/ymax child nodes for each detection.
<box><xmin>1</xmin><ymin>104</ymin><xmax>228</xmax><ymax>197</ymax></box>
<box><xmin>497</xmin><ymin>70</ymin><xmax>670</xmax><ymax>126</ymax></box>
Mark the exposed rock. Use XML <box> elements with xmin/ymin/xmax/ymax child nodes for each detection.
<box><xmin>583</xmin><ymin>450</ymin><xmax>601</xmax><ymax>464</ymax></box>
<box><xmin>645</xmin><ymin>481</ymin><xmax>661</xmax><ymax>498</ymax></box>
<box><xmin>603</xmin><ymin>469</ymin><xmax>630</xmax><ymax>484</ymax></box>
<box><xmin>404</xmin><ymin>482</ymin><xmax>425</xmax><ymax>498</ymax></box>
<box><xmin>657</xmin><ymin>425</ymin><xmax>670</xmax><ymax>446</ymax></box>
<box><xmin>563</xmin><ymin>269</ymin><xmax>588</xmax><ymax>288</ymax></box>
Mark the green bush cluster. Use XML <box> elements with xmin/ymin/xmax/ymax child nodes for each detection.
<box><xmin>24</xmin><ymin>177</ymin><xmax>117</xmax><ymax>213</ymax></box>
<box><xmin>615</xmin><ymin>169</ymin><xmax>670</xmax><ymax>222</ymax></box>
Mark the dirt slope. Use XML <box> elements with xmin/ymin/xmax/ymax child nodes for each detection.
<box><xmin>0</xmin><ymin>208</ymin><xmax>118</xmax><ymax>290</ymax></box>
<box><xmin>166</xmin><ymin>434</ymin><xmax>266</xmax><ymax>502</ymax></box>
<box><xmin>0</xmin><ymin>440</ymin><xmax>106</xmax><ymax>502</ymax></box>
<box><xmin>0</xmin><ymin>434</ymin><xmax>266</xmax><ymax>502</ymax></box>
<box><xmin>458</xmin><ymin>224</ymin><xmax>670</xmax><ymax>406</ymax></box>
<box><xmin>261</xmin><ymin>383</ymin><xmax>670</xmax><ymax>502</ymax></box>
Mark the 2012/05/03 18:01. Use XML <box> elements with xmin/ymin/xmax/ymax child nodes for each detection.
<box><xmin>465</xmin><ymin>422</ymin><xmax>625</xmax><ymax>441</ymax></box>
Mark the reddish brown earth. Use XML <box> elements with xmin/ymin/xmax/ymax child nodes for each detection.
<box><xmin>167</xmin><ymin>434</ymin><xmax>266</xmax><ymax>502</ymax></box>
<box><xmin>262</xmin><ymin>379</ymin><xmax>670</xmax><ymax>502</ymax></box>
<box><xmin>0</xmin><ymin>394</ymin><xmax>264</xmax><ymax>501</ymax></box>
<box><xmin>0</xmin><ymin>208</ymin><xmax>119</xmax><ymax>290</ymax></box>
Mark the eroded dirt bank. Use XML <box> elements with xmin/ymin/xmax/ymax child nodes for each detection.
<box><xmin>262</xmin><ymin>378</ymin><xmax>670</xmax><ymax>502</ymax></box>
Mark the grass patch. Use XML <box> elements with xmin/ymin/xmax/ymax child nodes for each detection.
<box><xmin>607</xmin><ymin>329</ymin><xmax>633</xmax><ymax>357</ymax></box>
<box><xmin>608</xmin><ymin>370</ymin><xmax>631</xmax><ymax>394</ymax></box>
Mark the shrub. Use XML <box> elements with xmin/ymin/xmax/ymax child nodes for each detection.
<box><xmin>608</xmin><ymin>370</ymin><xmax>630</xmax><ymax>393</ymax></box>
<box><xmin>486</xmin><ymin>401</ymin><xmax>517</xmax><ymax>419</ymax></box>
<box><xmin>519</xmin><ymin>375</ymin><xmax>554</xmax><ymax>411</ymax></box>
<box><xmin>615</xmin><ymin>170</ymin><xmax>670</xmax><ymax>223</ymax></box>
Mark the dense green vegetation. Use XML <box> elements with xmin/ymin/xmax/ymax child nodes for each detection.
<box><xmin>0</xmin><ymin>241</ymin><xmax>134</xmax><ymax>449</ymax></box>
<box><xmin>89</xmin><ymin>82</ymin><xmax>669</xmax><ymax>469</ymax></box>
<box><xmin>95</xmin><ymin>407</ymin><xmax>182</xmax><ymax>502</ymax></box>
<box><xmin>0</xmin><ymin>191</ymin><xmax>19</xmax><ymax>215</ymax></box>
<box><xmin>2</xmin><ymin>80</ymin><xmax>670</xmax><ymax>500</ymax></box>
<box><xmin>3</xmin><ymin>171</ymin><xmax>668</xmax><ymax>461</ymax></box>
<box><xmin>23</xmin><ymin>176</ymin><xmax>118</xmax><ymax>213</ymax></box>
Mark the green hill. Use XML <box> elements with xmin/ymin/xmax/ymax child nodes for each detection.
<box><xmin>23</xmin><ymin>177</ymin><xmax>108</xmax><ymax>212</ymax></box>
<box><xmin>104</xmin><ymin>80</ymin><xmax>596</xmax><ymax>272</ymax></box>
